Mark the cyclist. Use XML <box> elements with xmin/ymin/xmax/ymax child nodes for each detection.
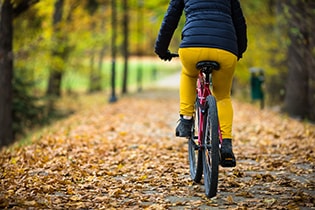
<box><xmin>154</xmin><ymin>0</ymin><xmax>247</xmax><ymax>167</ymax></box>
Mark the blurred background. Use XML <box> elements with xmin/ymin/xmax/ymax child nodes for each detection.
<box><xmin>1</xmin><ymin>0</ymin><xmax>314</xmax><ymax>146</ymax></box>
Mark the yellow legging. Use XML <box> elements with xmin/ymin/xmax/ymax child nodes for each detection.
<box><xmin>178</xmin><ymin>48</ymin><xmax>237</xmax><ymax>139</ymax></box>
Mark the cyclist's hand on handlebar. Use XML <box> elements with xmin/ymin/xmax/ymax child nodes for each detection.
<box><xmin>158</xmin><ymin>50</ymin><xmax>173</xmax><ymax>61</ymax></box>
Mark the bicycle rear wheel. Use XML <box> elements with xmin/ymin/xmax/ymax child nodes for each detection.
<box><xmin>188</xmin><ymin>100</ymin><xmax>203</xmax><ymax>183</ymax></box>
<box><xmin>202</xmin><ymin>95</ymin><xmax>220</xmax><ymax>198</ymax></box>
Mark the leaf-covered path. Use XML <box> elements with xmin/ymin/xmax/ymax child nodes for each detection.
<box><xmin>1</xmin><ymin>89</ymin><xmax>314</xmax><ymax>209</ymax></box>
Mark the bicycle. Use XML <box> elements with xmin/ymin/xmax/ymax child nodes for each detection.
<box><xmin>171</xmin><ymin>53</ymin><xmax>221</xmax><ymax>198</ymax></box>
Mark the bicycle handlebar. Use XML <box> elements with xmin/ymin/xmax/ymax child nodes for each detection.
<box><xmin>170</xmin><ymin>53</ymin><xmax>179</xmax><ymax>58</ymax></box>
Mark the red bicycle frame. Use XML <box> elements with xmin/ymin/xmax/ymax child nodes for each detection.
<box><xmin>196</xmin><ymin>72</ymin><xmax>223</xmax><ymax>146</ymax></box>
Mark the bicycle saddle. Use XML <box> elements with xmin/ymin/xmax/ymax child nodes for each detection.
<box><xmin>196</xmin><ymin>61</ymin><xmax>220</xmax><ymax>71</ymax></box>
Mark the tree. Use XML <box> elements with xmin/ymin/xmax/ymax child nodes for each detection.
<box><xmin>136</xmin><ymin>0</ymin><xmax>144</xmax><ymax>92</ymax></box>
<box><xmin>46</xmin><ymin>0</ymin><xmax>80</xmax><ymax>98</ymax></box>
<box><xmin>46</xmin><ymin>0</ymin><xmax>65</xmax><ymax>97</ymax></box>
<box><xmin>122</xmin><ymin>0</ymin><xmax>129</xmax><ymax>94</ymax></box>
<box><xmin>0</xmin><ymin>1</ymin><xmax>13</xmax><ymax>146</ymax></box>
<box><xmin>86</xmin><ymin>0</ymin><xmax>102</xmax><ymax>93</ymax></box>
<box><xmin>0</xmin><ymin>0</ymin><xmax>38</xmax><ymax>147</ymax></box>
<box><xmin>121</xmin><ymin>0</ymin><xmax>129</xmax><ymax>94</ymax></box>
<box><xmin>97</xmin><ymin>5</ymin><xmax>108</xmax><ymax>93</ymax></box>
<box><xmin>109</xmin><ymin>0</ymin><xmax>117</xmax><ymax>102</ymax></box>
<box><xmin>283</xmin><ymin>1</ymin><xmax>315</xmax><ymax>121</ymax></box>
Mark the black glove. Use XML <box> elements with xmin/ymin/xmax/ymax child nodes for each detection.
<box><xmin>237</xmin><ymin>53</ymin><xmax>243</xmax><ymax>61</ymax></box>
<box><xmin>158</xmin><ymin>50</ymin><xmax>173</xmax><ymax>61</ymax></box>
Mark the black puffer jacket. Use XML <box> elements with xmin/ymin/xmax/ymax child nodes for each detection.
<box><xmin>155</xmin><ymin>0</ymin><xmax>247</xmax><ymax>59</ymax></box>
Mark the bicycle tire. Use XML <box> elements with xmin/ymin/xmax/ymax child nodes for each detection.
<box><xmin>188</xmin><ymin>100</ymin><xmax>203</xmax><ymax>183</ymax></box>
<box><xmin>202</xmin><ymin>95</ymin><xmax>220</xmax><ymax>198</ymax></box>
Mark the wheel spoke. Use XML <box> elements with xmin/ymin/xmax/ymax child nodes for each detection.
<box><xmin>189</xmin><ymin>138</ymin><xmax>199</xmax><ymax>150</ymax></box>
<box><xmin>187</xmin><ymin>100</ymin><xmax>203</xmax><ymax>183</ymax></box>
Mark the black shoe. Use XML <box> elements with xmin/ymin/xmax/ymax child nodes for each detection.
<box><xmin>175</xmin><ymin>116</ymin><xmax>193</xmax><ymax>138</ymax></box>
<box><xmin>220</xmin><ymin>139</ymin><xmax>236</xmax><ymax>167</ymax></box>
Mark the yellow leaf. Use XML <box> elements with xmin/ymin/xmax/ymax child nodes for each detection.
<box><xmin>86</xmin><ymin>176</ymin><xmax>95</xmax><ymax>182</ymax></box>
<box><xmin>70</xmin><ymin>196</ymin><xmax>81</xmax><ymax>201</ymax></box>
<box><xmin>67</xmin><ymin>187</ymin><xmax>75</xmax><ymax>195</ymax></box>
<box><xmin>139</xmin><ymin>174</ymin><xmax>147</xmax><ymax>181</ymax></box>
<box><xmin>226</xmin><ymin>195</ymin><xmax>234</xmax><ymax>205</ymax></box>
<box><xmin>119</xmin><ymin>131</ymin><xmax>127</xmax><ymax>136</ymax></box>
<box><xmin>7</xmin><ymin>190</ymin><xmax>14</xmax><ymax>195</ymax></box>
<box><xmin>10</xmin><ymin>157</ymin><xmax>17</xmax><ymax>164</ymax></box>
<box><xmin>22</xmin><ymin>200</ymin><xmax>37</xmax><ymax>206</ymax></box>
<box><xmin>109</xmin><ymin>189</ymin><xmax>123</xmax><ymax>196</ymax></box>
<box><xmin>117</xmin><ymin>163</ymin><xmax>124</xmax><ymax>169</ymax></box>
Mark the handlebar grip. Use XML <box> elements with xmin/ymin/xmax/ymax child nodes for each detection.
<box><xmin>171</xmin><ymin>53</ymin><xmax>179</xmax><ymax>58</ymax></box>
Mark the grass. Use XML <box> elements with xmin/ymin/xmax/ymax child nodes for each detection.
<box><xmin>61</xmin><ymin>57</ymin><xmax>182</xmax><ymax>94</ymax></box>
<box><xmin>31</xmin><ymin>57</ymin><xmax>181</xmax><ymax>95</ymax></box>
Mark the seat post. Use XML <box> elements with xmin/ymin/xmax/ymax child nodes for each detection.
<box><xmin>196</xmin><ymin>61</ymin><xmax>220</xmax><ymax>84</ymax></box>
<box><xmin>204</xmin><ymin>70</ymin><xmax>211</xmax><ymax>83</ymax></box>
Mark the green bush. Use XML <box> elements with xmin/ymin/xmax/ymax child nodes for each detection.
<box><xmin>12</xmin><ymin>75</ymin><xmax>46</xmax><ymax>137</ymax></box>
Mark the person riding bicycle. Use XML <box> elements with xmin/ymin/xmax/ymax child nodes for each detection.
<box><xmin>154</xmin><ymin>0</ymin><xmax>247</xmax><ymax>167</ymax></box>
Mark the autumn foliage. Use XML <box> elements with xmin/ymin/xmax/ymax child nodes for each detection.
<box><xmin>0</xmin><ymin>89</ymin><xmax>314</xmax><ymax>209</ymax></box>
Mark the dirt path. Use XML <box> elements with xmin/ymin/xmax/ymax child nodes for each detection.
<box><xmin>1</xmin><ymin>88</ymin><xmax>314</xmax><ymax>209</ymax></box>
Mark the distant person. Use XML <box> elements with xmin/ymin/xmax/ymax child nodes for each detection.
<box><xmin>250</xmin><ymin>68</ymin><xmax>265</xmax><ymax>109</ymax></box>
<box><xmin>154</xmin><ymin>0</ymin><xmax>247</xmax><ymax>167</ymax></box>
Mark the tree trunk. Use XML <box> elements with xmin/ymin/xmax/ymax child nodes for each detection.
<box><xmin>0</xmin><ymin>0</ymin><xmax>38</xmax><ymax>147</ymax></box>
<box><xmin>88</xmin><ymin>23</ymin><xmax>101</xmax><ymax>93</ymax></box>
<box><xmin>284</xmin><ymin>39</ymin><xmax>308</xmax><ymax>118</ymax></box>
<box><xmin>47</xmin><ymin>70</ymin><xmax>63</xmax><ymax>97</ymax></box>
<box><xmin>283</xmin><ymin>1</ymin><xmax>312</xmax><ymax>120</ymax></box>
<box><xmin>97</xmin><ymin>6</ymin><xmax>107</xmax><ymax>92</ymax></box>
<box><xmin>46</xmin><ymin>0</ymin><xmax>64</xmax><ymax>97</ymax></box>
<box><xmin>98</xmin><ymin>45</ymin><xmax>106</xmax><ymax>90</ymax></box>
<box><xmin>89</xmin><ymin>49</ymin><xmax>101</xmax><ymax>93</ymax></box>
<box><xmin>122</xmin><ymin>0</ymin><xmax>129</xmax><ymax>94</ymax></box>
<box><xmin>109</xmin><ymin>0</ymin><xmax>117</xmax><ymax>102</ymax></box>
<box><xmin>137</xmin><ymin>0</ymin><xmax>144</xmax><ymax>92</ymax></box>
<box><xmin>305</xmin><ymin>2</ymin><xmax>315</xmax><ymax>121</ymax></box>
<box><xmin>0</xmin><ymin>0</ymin><xmax>14</xmax><ymax>146</ymax></box>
